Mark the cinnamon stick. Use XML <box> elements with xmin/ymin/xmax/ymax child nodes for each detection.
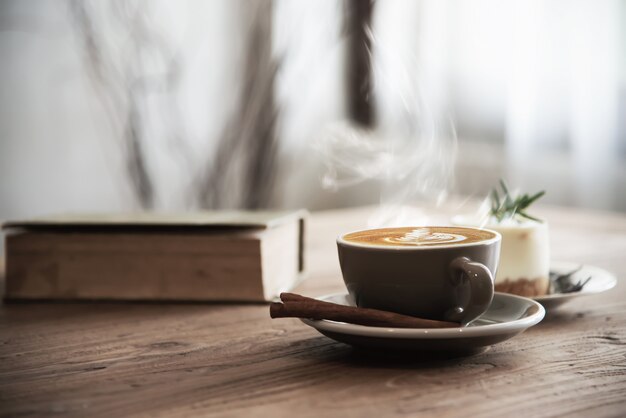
<box><xmin>279</xmin><ymin>292</ymin><xmax>315</xmax><ymax>303</ymax></box>
<box><xmin>270</xmin><ymin>293</ymin><xmax>459</xmax><ymax>329</ymax></box>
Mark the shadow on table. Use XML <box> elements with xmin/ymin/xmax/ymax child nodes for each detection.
<box><xmin>291</xmin><ymin>336</ymin><xmax>501</xmax><ymax>370</ymax></box>
<box><xmin>0</xmin><ymin>299</ymin><xmax>264</xmax><ymax>327</ymax></box>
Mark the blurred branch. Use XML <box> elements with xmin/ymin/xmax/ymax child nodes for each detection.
<box><xmin>69</xmin><ymin>1</ymin><xmax>183</xmax><ymax>209</ymax></box>
<box><xmin>345</xmin><ymin>0</ymin><xmax>376</xmax><ymax>127</ymax></box>
<box><xmin>198</xmin><ymin>0</ymin><xmax>279</xmax><ymax>209</ymax></box>
<box><xmin>69</xmin><ymin>1</ymin><xmax>154</xmax><ymax>208</ymax></box>
<box><xmin>71</xmin><ymin>1</ymin><xmax>279</xmax><ymax>210</ymax></box>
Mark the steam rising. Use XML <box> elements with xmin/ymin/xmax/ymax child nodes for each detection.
<box><xmin>315</xmin><ymin>18</ymin><xmax>457</xmax><ymax>228</ymax></box>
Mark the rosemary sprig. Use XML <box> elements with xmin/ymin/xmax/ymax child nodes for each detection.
<box><xmin>549</xmin><ymin>266</ymin><xmax>590</xmax><ymax>294</ymax></box>
<box><xmin>489</xmin><ymin>179</ymin><xmax>545</xmax><ymax>223</ymax></box>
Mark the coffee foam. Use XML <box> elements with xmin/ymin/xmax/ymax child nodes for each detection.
<box><xmin>343</xmin><ymin>226</ymin><xmax>496</xmax><ymax>247</ymax></box>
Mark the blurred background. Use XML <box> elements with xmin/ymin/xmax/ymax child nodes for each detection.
<box><xmin>1</xmin><ymin>0</ymin><xmax>625</xmax><ymax>224</ymax></box>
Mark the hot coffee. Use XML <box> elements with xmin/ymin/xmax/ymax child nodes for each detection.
<box><xmin>337</xmin><ymin>225</ymin><xmax>501</xmax><ymax>324</ymax></box>
<box><xmin>343</xmin><ymin>226</ymin><xmax>497</xmax><ymax>247</ymax></box>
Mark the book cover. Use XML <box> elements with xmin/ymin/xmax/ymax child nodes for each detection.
<box><xmin>2</xmin><ymin>210</ymin><xmax>307</xmax><ymax>302</ymax></box>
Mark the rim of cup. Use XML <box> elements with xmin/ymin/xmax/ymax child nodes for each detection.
<box><xmin>336</xmin><ymin>226</ymin><xmax>502</xmax><ymax>250</ymax></box>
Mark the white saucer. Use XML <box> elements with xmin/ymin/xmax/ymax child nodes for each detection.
<box><xmin>535</xmin><ymin>261</ymin><xmax>618</xmax><ymax>310</ymax></box>
<box><xmin>301</xmin><ymin>292</ymin><xmax>545</xmax><ymax>354</ymax></box>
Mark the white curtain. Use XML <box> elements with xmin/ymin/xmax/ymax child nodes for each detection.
<box><xmin>505</xmin><ymin>0</ymin><xmax>622</xmax><ymax>209</ymax></box>
<box><xmin>1</xmin><ymin>0</ymin><xmax>624</xmax><ymax>225</ymax></box>
<box><xmin>403</xmin><ymin>0</ymin><xmax>625</xmax><ymax>210</ymax></box>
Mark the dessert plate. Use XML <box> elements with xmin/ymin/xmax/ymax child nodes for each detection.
<box><xmin>536</xmin><ymin>261</ymin><xmax>618</xmax><ymax>310</ymax></box>
<box><xmin>301</xmin><ymin>292</ymin><xmax>544</xmax><ymax>354</ymax></box>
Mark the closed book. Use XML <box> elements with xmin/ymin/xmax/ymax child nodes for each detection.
<box><xmin>2</xmin><ymin>210</ymin><xmax>307</xmax><ymax>302</ymax></box>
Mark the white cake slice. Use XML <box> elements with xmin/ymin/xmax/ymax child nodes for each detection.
<box><xmin>453</xmin><ymin>215</ymin><xmax>550</xmax><ymax>297</ymax></box>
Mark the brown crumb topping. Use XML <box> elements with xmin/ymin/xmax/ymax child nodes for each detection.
<box><xmin>495</xmin><ymin>278</ymin><xmax>549</xmax><ymax>297</ymax></box>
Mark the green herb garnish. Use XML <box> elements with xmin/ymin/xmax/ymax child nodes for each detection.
<box><xmin>549</xmin><ymin>265</ymin><xmax>591</xmax><ymax>293</ymax></box>
<box><xmin>490</xmin><ymin>179</ymin><xmax>545</xmax><ymax>223</ymax></box>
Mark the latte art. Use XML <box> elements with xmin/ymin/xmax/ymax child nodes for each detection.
<box><xmin>343</xmin><ymin>226</ymin><xmax>496</xmax><ymax>247</ymax></box>
<box><xmin>384</xmin><ymin>228</ymin><xmax>467</xmax><ymax>246</ymax></box>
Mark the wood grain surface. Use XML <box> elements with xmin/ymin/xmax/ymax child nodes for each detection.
<box><xmin>1</xmin><ymin>202</ymin><xmax>625</xmax><ymax>417</ymax></box>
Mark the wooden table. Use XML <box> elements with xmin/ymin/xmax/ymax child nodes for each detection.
<box><xmin>1</xmin><ymin>203</ymin><xmax>625</xmax><ymax>417</ymax></box>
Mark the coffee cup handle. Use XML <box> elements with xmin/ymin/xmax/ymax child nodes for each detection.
<box><xmin>448</xmin><ymin>257</ymin><xmax>495</xmax><ymax>326</ymax></box>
